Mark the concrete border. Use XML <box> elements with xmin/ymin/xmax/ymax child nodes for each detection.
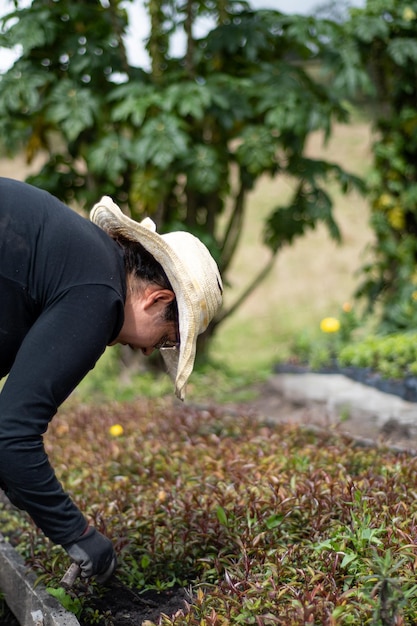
<box><xmin>0</xmin><ymin>533</ymin><xmax>80</xmax><ymax>626</ymax></box>
<box><xmin>269</xmin><ymin>372</ymin><xmax>417</xmax><ymax>435</ymax></box>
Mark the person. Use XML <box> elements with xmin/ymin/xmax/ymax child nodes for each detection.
<box><xmin>0</xmin><ymin>177</ymin><xmax>223</xmax><ymax>583</ymax></box>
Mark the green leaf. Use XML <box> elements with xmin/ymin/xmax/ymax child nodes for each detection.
<box><xmin>216</xmin><ymin>505</ymin><xmax>228</xmax><ymax>526</ymax></box>
<box><xmin>1</xmin><ymin>8</ymin><xmax>56</xmax><ymax>53</ymax></box>
<box><xmin>140</xmin><ymin>554</ymin><xmax>151</xmax><ymax>569</ymax></box>
<box><xmin>265</xmin><ymin>513</ymin><xmax>285</xmax><ymax>529</ymax></box>
<box><xmin>340</xmin><ymin>553</ymin><xmax>357</xmax><ymax>568</ymax></box>
<box><xmin>46</xmin><ymin>80</ymin><xmax>98</xmax><ymax>141</ymax></box>
<box><xmin>206</xmin><ymin>74</ymin><xmax>254</xmax><ymax>127</ymax></box>
<box><xmin>163</xmin><ymin>83</ymin><xmax>212</xmax><ymax>120</ymax></box>
<box><xmin>186</xmin><ymin>144</ymin><xmax>224</xmax><ymax>193</ymax></box>
<box><xmin>264</xmin><ymin>182</ymin><xmax>341</xmax><ymax>253</ymax></box>
<box><xmin>110</xmin><ymin>83</ymin><xmax>161</xmax><ymax>126</ymax></box>
<box><xmin>46</xmin><ymin>587</ymin><xmax>82</xmax><ymax>618</ymax></box>
<box><xmin>132</xmin><ymin>114</ymin><xmax>189</xmax><ymax>169</ymax></box>
<box><xmin>0</xmin><ymin>64</ymin><xmax>52</xmax><ymax>114</ymax></box>
<box><xmin>236</xmin><ymin>125</ymin><xmax>277</xmax><ymax>175</ymax></box>
<box><xmin>85</xmin><ymin>134</ymin><xmax>129</xmax><ymax>181</ymax></box>
<box><xmin>350</xmin><ymin>14</ymin><xmax>390</xmax><ymax>43</ymax></box>
<box><xmin>387</xmin><ymin>38</ymin><xmax>417</xmax><ymax>66</ymax></box>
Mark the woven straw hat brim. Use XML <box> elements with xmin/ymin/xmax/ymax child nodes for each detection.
<box><xmin>90</xmin><ymin>197</ymin><xmax>222</xmax><ymax>400</ymax></box>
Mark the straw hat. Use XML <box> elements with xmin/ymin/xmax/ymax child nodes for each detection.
<box><xmin>90</xmin><ymin>196</ymin><xmax>223</xmax><ymax>400</ymax></box>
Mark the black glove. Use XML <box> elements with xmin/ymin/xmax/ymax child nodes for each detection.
<box><xmin>64</xmin><ymin>526</ymin><xmax>117</xmax><ymax>583</ymax></box>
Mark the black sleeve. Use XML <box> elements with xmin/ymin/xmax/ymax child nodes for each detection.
<box><xmin>0</xmin><ymin>285</ymin><xmax>124</xmax><ymax>545</ymax></box>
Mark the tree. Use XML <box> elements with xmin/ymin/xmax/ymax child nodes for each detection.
<box><xmin>0</xmin><ymin>0</ymin><xmax>364</xmax><ymax>349</ymax></box>
<box><xmin>348</xmin><ymin>0</ymin><xmax>417</xmax><ymax>332</ymax></box>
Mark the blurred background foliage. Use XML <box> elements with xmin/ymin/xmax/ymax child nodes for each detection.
<box><xmin>1</xmin><ymin>0</ymin><xmax>417</xmax><ymax>388</ymax></box>
<box><xmin>0</xmin><ymin>0</ymin><xmax>364</xmax><ymax>334</ymax></box>
<box><xmin>349</xmin><ymin>0</ymin><xmax>417</xmax><ymax>332</ymax></box>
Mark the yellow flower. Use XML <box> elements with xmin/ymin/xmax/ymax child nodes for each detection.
<box><xmin>387</xmin><ymin>206</ymin><xmax>405</xmax><ymax>230</ymax></box>
<box><xmin>320</xmin><ymin>317</ymin><xmax>340</xmax><ymax>333</ymax></box>
<box><xmin>109</xmin><ymin>424</ymin><xmax>124</xmax><ymax>437</ymax></box>
<box><xmin>342</xmin><ymin>302</ymin><xmax>352</xmax><ymax>313</ymax></box>
<box><xmin>403</xmin><ymin>6</ymin><xmax>416</xmax><ymax>21</ymax></box>
<box><xmin>377</xmin><ymin>193</ymin><xmax>393</xmax><ymax>209</ymax></box>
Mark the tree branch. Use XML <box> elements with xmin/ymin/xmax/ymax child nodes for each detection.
<box><xmin>220</xmin><ymin>176</ymin><xmax>247</xmax><ymax>274</ymax></box>
<box><xmin>184</xmin><ymin>0</ymin><xmax>196</xmax><ymax>78</ymax></box>
<box><xmin>213</xmin><ymin>252</ymin><xmax>277</xmax><ymax>328</ymax></box>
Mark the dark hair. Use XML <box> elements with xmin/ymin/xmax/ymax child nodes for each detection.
<box><xmin>117</xmin><ymin>236</ymin><xmax>178</xmax><ymax>323</ymax></box>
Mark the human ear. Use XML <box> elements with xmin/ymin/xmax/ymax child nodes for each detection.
<box><xmin>143</xmin><ymin>287</ymin><xmax>175</xmax><ymax>310</ymax></box>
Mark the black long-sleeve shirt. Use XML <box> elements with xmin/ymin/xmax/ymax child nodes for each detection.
<box><xmin>0</xmin><ymin>177</ymin><xmax>126</xmax><ymax>545</ymax></box>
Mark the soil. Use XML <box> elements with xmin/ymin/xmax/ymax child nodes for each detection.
<box><xmin>82</xmin><ymin>579</ymin><xmax>190</xmax><ymax>626</ymax></box>
<box><xmin>0</xmin><ymin>606</ymin><xmax>19</xmax><ymax>626</ymax></box>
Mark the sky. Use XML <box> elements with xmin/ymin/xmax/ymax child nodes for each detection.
<box><xmin>0</xmin><ymin>0</ymin><xmax>366</xmax><ymax>72</ymax></box>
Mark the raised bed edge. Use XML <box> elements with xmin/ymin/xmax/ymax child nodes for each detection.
<box><xmin>0</xmin><ymin>533</ymin><xmax>80</xmax><ymax>626</ymax></box>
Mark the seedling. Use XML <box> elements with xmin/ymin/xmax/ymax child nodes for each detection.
<box><xmin>46</xmin><ymin>586</ymin><xmax>83</xmax><ymax>618</ymax></box>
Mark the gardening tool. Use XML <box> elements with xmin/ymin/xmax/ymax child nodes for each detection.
<box><xmin>60</xmin><ymin>562</ymin><xmax>81</xmax><ymax>589</ymax></box>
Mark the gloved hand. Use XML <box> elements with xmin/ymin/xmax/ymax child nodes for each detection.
<box><xmin>64</xmin><ymin>526</ymin><xmax>117</xmax><ymax>583</ymax></box>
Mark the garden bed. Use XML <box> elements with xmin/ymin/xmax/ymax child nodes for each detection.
<box><xmin>2</xmin><ymin>390</ymin><xmax>417</xmax><ymax>624</ymax></box>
